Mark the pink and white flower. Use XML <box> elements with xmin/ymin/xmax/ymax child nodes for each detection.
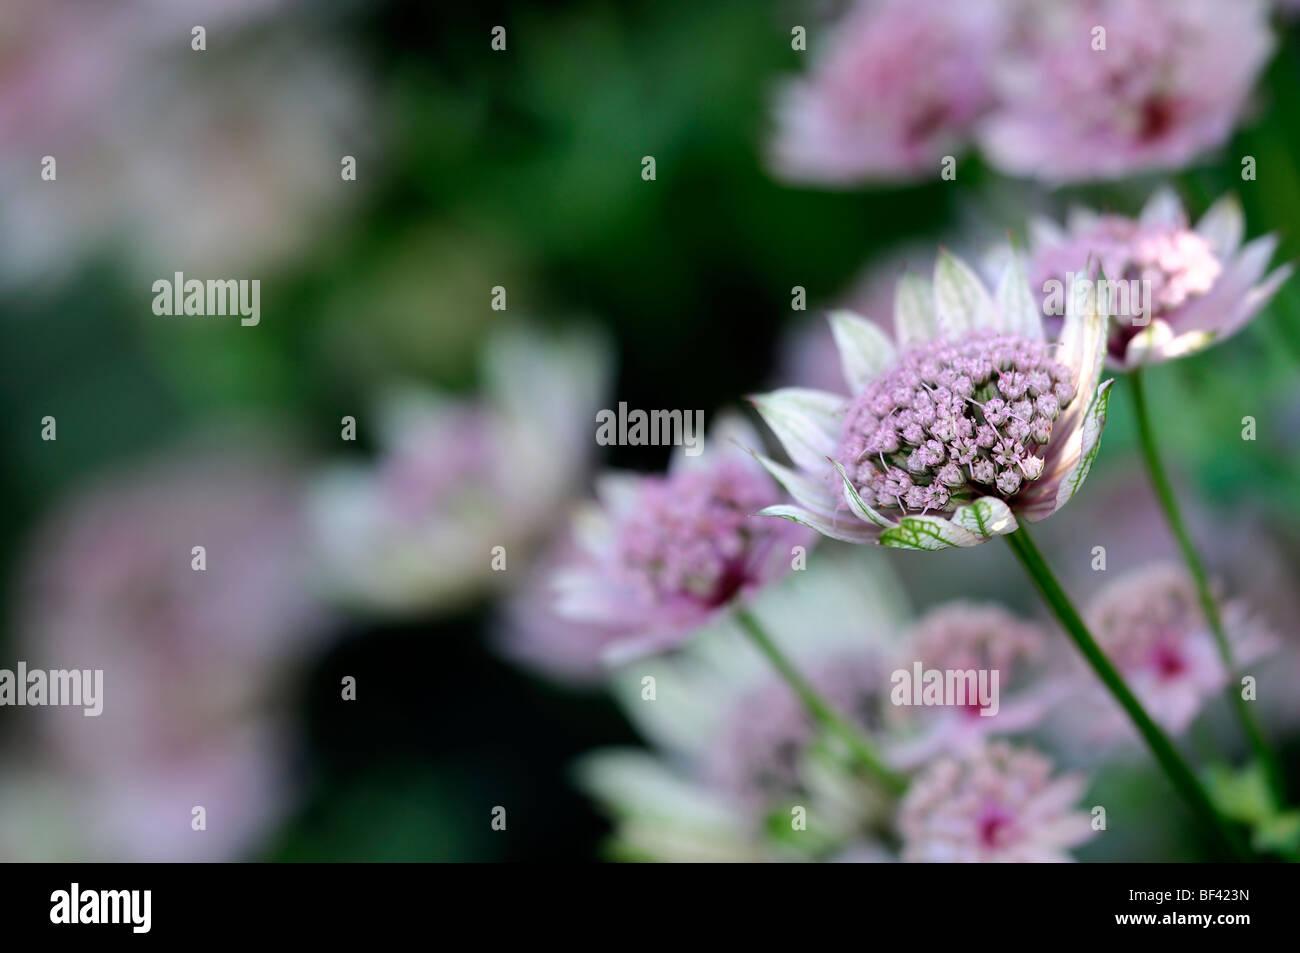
<box><xmin>752</xmin><ymin>251</ymin><xmax>1113</xmax><ymax>550</ymax></box>
<box><xmin>769</xmin><ymin>0</ymin><xmax>1006</xmax><ymax>184</ymax></box>
<box><xmin>978</xmin><ymin>0</ymin><xmax>1275</xmax><ymax>183</ymax></box>
<box><xmin>308</xmin><ymin>325</ymin><xmax>609</xmax><ymax>615</ymax></box>
<box><xmin>1077</xmin><ymin>563</ymin><xmax>1275</xmax><ymax>740</ymax></box>
<box><xmin>0</xmin><ymin>0</ymin><xmax>369</xmax><ymax>286</ymax></box>
<box><xmin>1029</xmin><ymin>188</ymin><xmax>1292</xmax><ymax>368</ymax></box>
<box><xmin>898</xmin><ymin>742</ymin><xmax>1094</xmax><ymax>862</ymax></box>
<box><xmin>887</xmin><ymin>603</ymin><xmax>1054</xmax><ymax>766</ymax></box>
<box><xmin>551</xmin><ymin>416</ymin><xmax>812</xmax><ymax>661</ymax></box>
<box><xmin>9</xmin><ymin>438</ymin><xmax>323</xmax><ymax>861</ymax></box>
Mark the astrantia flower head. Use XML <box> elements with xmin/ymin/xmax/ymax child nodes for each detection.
<box><xmin>752</xmin><ymin>251</ymin><xmax>1113</xmax><ymax>550</ymax></box>
<box><xmin>978</xmin><ymin>0</ymin><xmax>1275</xmax><ymax>183</ymax></box>
<box><xmin>1031</xmin><ymin>189</ymin><xmax>1292</xmax><ymax>369</ymax></box>
<box><xmin>769</xmin><ymin>0</ymin><xmax>1005</xmax><ymax>184</ymax></box>
<box><xmin>553</xmin><ymin>416</ymin><xmax>812</xmax><ymax>660</ymax></box>
<box><xmin>898</xmin><ymin>742</ymin><xmax>1094</xmax><ymax>862</ymax></box>
<box><xmin>1081</xmin><ymin>564</ymin><xmax>1275</xmax><ymax>738</ymax></box>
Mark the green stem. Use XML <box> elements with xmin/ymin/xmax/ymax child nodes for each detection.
<box><xmin>1004</xmin><ymin>526</ymin><xmax>1250</xmax><ymax>861</ymax></box>
<box><xmin>1129</xmin><ymin>368</ymin><xmax>1285</xmax><ymax>805</ymax></box>
<box><xmin>733</xmin><ymin>606</ymin><xmax>907</xmax><ymax>796</ymax></box>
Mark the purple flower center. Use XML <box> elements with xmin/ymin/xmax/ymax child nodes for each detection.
<box><xmin>837</xmin><ymin>330</ymin><xmax>1076</xmax><ymax>515</ymax></box>
<box><xmin>977</xmin><ymin>801</ymin><xmax>1016</xmax><ymax>849</ymax></box>
<box><xmin>1137</xmin><ymin>94</ymin><xmax>1180</xmax><ymax>143</ymax></box>
<box><xmin>1150</xmin><ymin>638</ymin><xmax>1188</xmax><ymax>680</ymax></box>
<box><xmin>1091</xmin><ymin>567</ymin><xmax>1205</xmax><ymax>682</ymax></box>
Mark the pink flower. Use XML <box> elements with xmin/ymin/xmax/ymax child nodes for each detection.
<box><xmin>898</xmin><ymin>742</ymin><xmax>1094</xmax><ymax>862</ymax></box>
<box><xmin>769</xmin><ymin>0</ymin><xmax>1005</xmax><ymax>184</ymax></box>
<box><xmin>11</xmin><ymin>438</ymin><xmax>324</xmax><ymax>860</ymax></box>
<box><xmin>0</xmin><ymin>0</ymin><xmax>368</xmax><ymax>285</ymax></box>
<box><xmin>309</xmin><ymin>325</ymin><xmax>608</xmax><ymax>614</ymax></box>
<box><xmin>886</xmin><ymin>603</ymin><xmax>1054</xmax><ymax>766</ymax></box>
<box><xmin>752</xmin><ymin>251</ymin><xmax>1113</xmax><ymax>550</ymax></box>
<box><xmin>978</xmin><ymin>0</ymin><xmax>1275</xmax><ymax>183</ymax></box>
<box><xmin>1078</xmin><ymin>564</ymin><xmax>1275</xmax><ymax>740</ymax></box>
<box><xmin>1030</xmin><ymin>189</ymin><xmax>1291</xmax><ymax>368</ymax></box>
<box><xmin>552</xmin><ymin>417</ymin><xmax>812</xmax><ymax>661</ymax></box>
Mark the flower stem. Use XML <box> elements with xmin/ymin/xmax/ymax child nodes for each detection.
<box><xmin>1129</xmin><ymin>368</ymin><xmax>1285</xmax><ymax>805</ymax></box>
<box><xmin>1004</xmin><ymin>525</ymin><xmax>1250</xmax><ymax>861</ymax></box>
<box><xmin>733</xmin><ymin>606</ymin><xmax>908</xmax><ymax>796</ymax></box>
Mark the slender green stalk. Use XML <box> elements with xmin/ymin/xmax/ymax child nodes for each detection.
<box><xmin>1005</xmin><ymin>526</ymin><xmax>1249</xmax><ymax>860</ymax></box>
<box><xmin>1129</xmin><ymin>368</ymin><xmax>1285</xmax><ymax>804</ymax></box>
<box><xmin>733</xmin><ymin>606</ymin><xmax>907</xmax><ymax>796</ymax></box>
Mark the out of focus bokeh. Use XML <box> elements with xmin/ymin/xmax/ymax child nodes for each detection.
<box><xmin>2</xmin><ymin>0</ymin><xmax>1300</xmax><ymax>861</ymax></box>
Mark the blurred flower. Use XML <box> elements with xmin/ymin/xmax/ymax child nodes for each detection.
<box><xmin>0</xmin><ymin>0</ymin><xmax>371</xmax><ymax>286</ymax></box>
<box><xmin>8</xmin><ymin>438</ymin><xmax>324</xmax><ymax>860</ymax></box>
<box><xmin>111</xmin><ymin>41</ymin><xmax>372</xmax><ymax>280</ymax></box>
<box><xmin>1030</xmin><ymin>464</ymin><xmax>1300</xmax><ymax>746</ymax></box>
<box><xmin>576</xmin><ymin>749</ymin><xmax>775</xmax><ymax>862</ymax></box>
<box><xmin>752</xmin><ymin>251</ymin><xmax>1113</xmax><ymax>550</ymax></box>
<box><xmin>1029</xmin><ymin>189</ymin><xmax>1291</xmax><ymax>368</ymax></box>
<box><xmin>978</xmin><ymin>0</ymin><xmax>1275</xmax><ymax>183</ymax></box>
<box><xmin>1074</xmin><ymin>563</ymin><xmax>1275</xmax><ymax>741</ymax></box>
<box><xmin>769</xmin><ymin>0</ymin><xmax>1005</xmax><ymax>184</ymax></box>
<box><xmin>309</xmin><ymin>324</ymin><xmax>609</xmax><ymax>615</ymax></box>
<box><xmin>577</xmin><ymin>553</ymin><xmax>910</xmax><ymax>861</ymax></box>
<box><xmin>550</xmin><ymin>415</ymin><xmax>811</xmax><ymax>662</ymax></box>
<box><xmin>898</xmin><ymin>742</ymin><xmax>1094</xmax><ymax>862</ymax></box>
<box><xmin>887</xmin><ymin>603</ymin><xmax>1054</xmax><ymax>767</ymax></box>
